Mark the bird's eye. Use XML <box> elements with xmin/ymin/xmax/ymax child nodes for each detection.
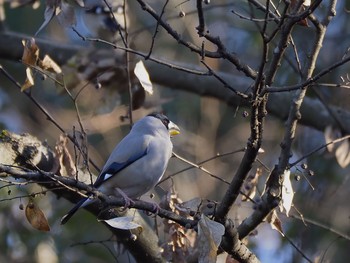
<box><xmin>162</xmin><ymin>118</ymin><xmax>170</xmax><ymax>128</ymax></box>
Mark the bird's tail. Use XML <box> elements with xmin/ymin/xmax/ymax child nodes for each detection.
<box><xmin>61</xmin><ymin>197</ymin><xmax>90</xmax><ymax>225</ymax></box>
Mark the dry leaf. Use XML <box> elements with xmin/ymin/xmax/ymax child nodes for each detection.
<box><xmin>22</xmin><ymin>38</ymin><xmax>39</xmax><ymax>66</ymax></box>
<box><xmin>21</xmin><ymin>38</ymin><xmax>39</xmax><ymax>91</ymax></box>
<box><xmin>177</xmin><ymin>197</ymin><xmax>202</xmax><ymax>214</ymax></box>
<box><xmin>21</xmin><ymin>68</ymin><xmax>35</xmax><ymax>91</ymax></box>
<box><xmin>266</xmin><ymin>210</ymin><xmax>284</xmax><ymax>236</ymax></box>
<box><xmin>25</xmin><ymin>198</ymin><xmax>50</xmax><ymax>232</ymax></box>
<box><xmin>134</xmin><ymin>60</ymin><xmax>153</xmax><ymax>95</ymax></box>
<box><xmin>160</xmin><ymin>189</ymin><xmax>194</xmax><ymax>262</ymax></box>
<box><xmin>39</xmin><ymin>54</ymin><xmax>62</xmax><ymax>73</ymax></box>
<box><xmin>280</xmin><ymin>170</ymin><xmax>293</xmax><ymax>217</ymax></box>
<box><xmin>102</xmin><ymin>217</ymin><xmax>143</xmax><ymax>231</ymax></box>
<box><xmin>55</xmin><ymin>134</ymin><xmax>76</xmax><ymax>177</ymax></box>
<box><xmin>197</xmin><ymin>215</ymin><xmax>225</xmax><ymax>263</ymax></box>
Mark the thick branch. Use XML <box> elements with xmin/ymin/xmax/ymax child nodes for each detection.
<box><xmin>0</xmin><ymin>131</ymin><xmax>165</xmax><ymax>263</ymax></box>
<box><xmin>0</xmin><ymin>131</ymin><xmax>258</xmax><ymax>263</ymax></box>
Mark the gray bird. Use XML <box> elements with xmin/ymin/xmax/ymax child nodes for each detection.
<box><xmin>61</xmin><ymin>113</ymin><xmax>180</xmax><ymax>224</ymax></box>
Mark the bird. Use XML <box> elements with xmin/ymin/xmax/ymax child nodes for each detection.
<box><xmin>61</xmin><ymin>113</ymin><xmax>180</xmax><ymax>225</ymax></box>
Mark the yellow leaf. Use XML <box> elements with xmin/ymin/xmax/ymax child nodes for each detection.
<box><xmin>25</xmin><ymin>198</ymin><xmax>50</xmax><ymax>232</ymax></box>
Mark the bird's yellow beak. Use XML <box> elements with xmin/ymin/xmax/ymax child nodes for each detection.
<box><xmin>168</xmin><ymin>121</ymin><xmax>180</xmax><ymax>136</ymax></box>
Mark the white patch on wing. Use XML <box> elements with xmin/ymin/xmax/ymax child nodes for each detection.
<box><xmin>104</xmin><ymin>173</ymin><xmax>113</xmax><ymax>180</ymax></box>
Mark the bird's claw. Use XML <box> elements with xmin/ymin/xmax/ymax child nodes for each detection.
<box><xmin>116</xmin><ymin>188</ymin><xmax>134</xmax><ymax>208</ymax></box>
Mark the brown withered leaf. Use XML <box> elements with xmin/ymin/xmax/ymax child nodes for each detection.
<box><xmin>22</xmin><ymin>38</ymin><xmax>39</xmax><ymax>66</ymax></box>
<box><xmin>21</xmin><ymin>68</ymin><xmax>35</xmax><ymax>91</ymax></box>
<box><xmin>266</xmin><ymin>210</ymin><xmax>284</xmax><ymax>236</ymax></box>
<box><xmin>21</xmin><ymin>38</ymin><xmax>63</xmax><ymax>91</ymax></box>
<box><xmin>25</xmin><ymin>198</ymin><xmax>50</xmax><ymax>232</ymax></box>
<box><xmin>160</xmin><ymin>190</ymin><xmax>195</xmax><ymax>262</ymax></box>
<box><xmin>21</xmin><ymin>38</ymin><xmax>39</xmax><ymax>91</ymax></box>
<box><xmin>55</xmin><ymin>134</ymin><xmax>76</xmax><ymax>177</ymax></box>
<box><xmin>39</xmin><ymin>54</ymin><xmax>62</xmax><ymax>73</ymax></box>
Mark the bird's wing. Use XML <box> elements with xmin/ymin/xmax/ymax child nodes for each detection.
<box><xmin>93</xmin><ymin>134</ymin><xmax>149</xmax><ymax>187</ymax></box>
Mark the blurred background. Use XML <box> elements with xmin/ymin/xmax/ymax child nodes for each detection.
<box><xmin>0</xmin><ymin>0</ymin><xmax>350</xmax><ymax>262</ymax></box>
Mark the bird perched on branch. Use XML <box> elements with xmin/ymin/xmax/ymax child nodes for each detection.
<box><xmin>61</xmin><ymin>113</ymin><xmax>180</xmax><ymax>224</ymax></box>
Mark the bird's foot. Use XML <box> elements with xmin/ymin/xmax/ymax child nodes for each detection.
<box><xmin>144</xmin><ymin>202</ymin><xmax>160</xmax><ymax>216</ymax></box>
<box><xmin>116</xmin><ymin>188</ymin><xmax>135</xmax><ymax>208</ymax></box>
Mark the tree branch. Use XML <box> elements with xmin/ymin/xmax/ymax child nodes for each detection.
<box><xmin>0</xmin><ymin>131</ymin><xmax>260</xmax><ymax>263</ymax></box>
<box><xmin>0</xmin><ymin>30</ymin><xmax>349</xmax><ymax>134</ymax></box>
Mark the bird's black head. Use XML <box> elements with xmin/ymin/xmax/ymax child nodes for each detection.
<box><xmin>147</xmin><ymin>113</ymin><xmax>180</xmax><ymax>136</ymax></box>
<box><xmin>148</xmin><ymin>112</ymin><xmax>170</xmax><ymax>129</ymax></box>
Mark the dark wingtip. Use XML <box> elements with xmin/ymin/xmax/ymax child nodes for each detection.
<box><xmin>60</xmin><ymin>213</ymin><xmax>71</xmax><ymax>225</ymax></box>
<box><xmin>60</xmin><ymin>197</ymin><xmax>88</xmax><ymax>225</ymax></box>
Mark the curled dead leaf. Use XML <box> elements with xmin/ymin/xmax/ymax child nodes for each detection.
<box><xmin>22</xmin><ymin>38</ymin><xmax>39</xmax><ymax>66</ymax></box>
<box><xmin>197</xmin><ymin>215</ymin><xmax>225</xmax><ymax>263</ymax></box>
<box><xmin>39</xmin><ymin>54</ymin><xmax>62</xmax><ymax>73</ymax></box>
<box><xmin>25</xmin><ymin>198</ymin><xmax>50</xmax><ymax>232</ymax></box>
<box><xmin>21</xmin><ymin>38</ymin><xmax>40</xmax><ymax>91</ymax></box>
<box><xmin>21</xmin><ymin>68</ymin><xmax>35</xmax><ymax>91</ymax></box>
<box><xmin>266</xmin><ymin>209</ymin><xmax>284</xmax><ymax>236</ymax></box>
<box><xmin>55</xmin><ymin>134</ymin><xmax>76</xmax><ymax>177</ymax></box>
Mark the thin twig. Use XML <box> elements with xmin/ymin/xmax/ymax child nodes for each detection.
<box><xmin>290</xmin><ymin>134</ymin><xmax>350</xmax><ymax>167</ymax></box>
<box><xmin>145</xmin><ymin>0</ymin><xmax>170</xmax><ymax>59</ymax></box>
